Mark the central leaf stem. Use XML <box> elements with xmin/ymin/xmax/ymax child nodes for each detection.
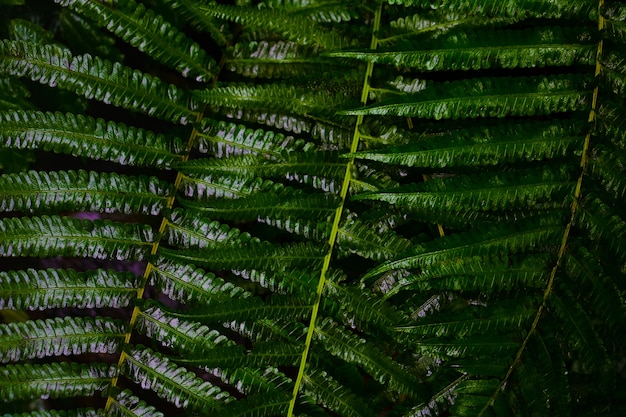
<box><xmin>285</xmin><ymin>3</ymin><xmax>383</xmax><ymax>416</ymax></box>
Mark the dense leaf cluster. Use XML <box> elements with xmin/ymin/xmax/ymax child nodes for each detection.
<box><xmin>0</xmin><ymin>0</ymin><xmax>625</xmax><ymax>416</ymax></box>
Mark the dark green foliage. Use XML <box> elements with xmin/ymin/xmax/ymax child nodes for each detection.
<box><xmin>0</xmin><ymin>0</ymin><xmax>624</xmax><ymax>416</ymax></box>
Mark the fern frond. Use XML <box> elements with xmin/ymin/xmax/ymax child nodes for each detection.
<box><xmin>302</xmin><ymin>370</ymin><xmax>375</xmax><ymax>417</ymax></box>
<box><xmin>197</xmin><ymin>119</ymin><xmax>304</xmax><ymax>158</ymax></box>
<box><xmin>416</xmin><ymin>335</ymin><xmax>518</xmax><ymax>358</ymax></box>
<box><xmin>603</xmin><ymin>2</ymin><xmax>626</xmax><ymax>43</ymax></box>
<box><xmin>330</xmin><ymin>27</ymin><xmax>595</xmax><ymax>71</ymax></box>
<box><xmin>228</xmin><ymin>41</ymin><xmax>329</xmax><ymax>79</ymax></box>
<box><xmin>193</xmin><ymin>83</ymin><xmax>353</xmax><ymax>118</ymax></box>
<box><xmin>0</xmin><ymin>362</ymin><xmax>114</xmax><ymax>401</ymax></box>
<box><xmin>447</xmin><ymin>378</ymin><xmax>501</xmax><ymax>416</ymax></box>
<box><xmin>396</xmin><ymin>297</ymin><xmax>537</xmax><ymax>338</ymax></box>
<box><xmin>383</xmin><ymin>0</ymin><xmax>596</xmax><ymax>20</ymax></box>
<box><xmin>159</xmin><ymin>241</ymin><xmax>325</xmax><ymax>272</ymax></box>
<box><xmin>158</xmin><ymin>293</ymin><xmax>312</xmax><ymax>323</ymax></box>
<box><xmin>0</xmin><ymin>215</ymin><xmax>153</xmax><ymax>260</ymax></box>
<box><xmin>0</xmin><ymin>76</ymin><xmax>34</xmax><ymax>110</ymax></box>
<box><xmin>314</xmin><ymin>318</ymin><xmax>425</xmax><ymax>398</ymax></box>
<box><xmin>563</xmin><ymin>244</ymin><xmax>626</xmax><ymax>339</ymax></box>
<box><xmin>261</xmin><ymin>0</ymin><xmax>363</xmax><ymax>23</ymax></box>
<box><xmin>577</xmin><ymin>194</ymin><xmax>626</xmax><ymax>265</ymax></box>
<box><xmin>59</xmin><ymin>9</ymin><xmax>124</xmax><ymax>62</ymax></box>
<box><xmin>108</xmin><ymin>389</ymin><xmax>164</xmax><ymax>417</ymax></box>
<box><xmin>342</xmin><ymin>74</ymin><xmax>592</xmax><ymax>118</ymax></box>
<box><xmin>0</xmin><ymin>316</ymin><xmax>125</xmax><ymax>363</ymax></box>
<box><xmin>149</xmin><ymin>258</ymin><xmax>249</xmax><ymax>305</ymax></box>
<box><xmin>9</xmin><ymin>19</ymin><xmax>55</xmax><ymax>44</ymax></box>
<box><xmin>1</xmin><ymin>410</ymin><xmax>100</xmax><ymax>417</ymax></box>
<box><xmin>0</xmin><ymin>41</ymin><xmax>196</xmax><ymax>124</ymax></box>
<box><xmin>178</xmin><ymin>151</ymin><xmax>345</xmax><ymax>192</ymax></box>
<box><xmin>363</xmin><ymin>216</ymin><xmax>562</xmax><ymax>280</ymax></box>
<box><xmin>0</xmin><ymin>111</ymin><xmax>184</xmax><ymax>168</ymax></box>
<box><xmin>0</xmin><ymin>268</ymin><xmax>138</xmax><ymax>310</ymax></box>
<box><xmin>121</xmin><ymin>346</ymin><xmax>231</xmax><ymax>412</ymax></box>
<box><xmin>136</xmin><ymin>305</ymin><xmax>235</xmax><ymax>354</ymax></box>
<box><xmin>549</xmin><ymin>291</ymin><xmax>611</xmax><ymax>375</ymax></box>
<box><xmin>353</xmin><ymin>166</ymin><xmax>574</xmax><ymax>212</ymax></box>
<box><xmin>352</xmin><ymin>118</ymin><xmax>585</xmax><ymax>168</ymax></box>
<box><xmin>0</xmin><ymin>170</ymin><xmax>173</xmax><ymax>214</ymax></box>
<box><xmin>600</xmin><ymin>49</ymin><xmax>626</xmax><ymax>96</ymax></box>
<box><xmin>588</xmin><ymin>144</ymin><xmax>626</xmax><ymax>198</ymax></box>
<box><xmin>55</xmin><ymin>0</ymin><xmax>217</xmax><ymax>82</ymax></box>
<box><xmin>180</xmin><ymin>186</ymin><xmax>338</xmax><ymax>223</ymax></box>
<box><xmin>199</xmin><ymin>4</ymin><xmax>339</xmax><ymax>48</ymax></box>
<box><xmin>377</xmin><ymin>253</ymin><xmax>551</xmax><ymax>295</ymax></box>
<box><xmin>215</xmin><ymin>366</ymin><xmax>293</xmax><ymax>396</ymax></box>
<box><xmin>159</xmin><ymin>0</ymin><xmax>231</xmax><ymax>46</ymax></box>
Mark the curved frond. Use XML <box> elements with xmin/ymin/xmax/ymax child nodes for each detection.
<box><xmin>0</xmin><ymin>170</ymin><xmax>173</xmax><ymax>214</ymax></box>
<box><xmin>0</xmin><ymin>362</ymin><xmax>114</xmax><ymax>401</ymax></box>
<box><xmin>56</xmin><ymin>0</ymin><xmax>217</xmax><ymax>81</ymax></box>
<box><xmin>363</xmin><ymin>216</ymin><xmax>563</xmax><ymax>281</ymax></box>
<box><xmin>351</xmin><ymin>118</ymin><xmax>586</xmax><ymax>168</ymax></box>
<box><xmin>353</xmin><ymin>166</ymin><xmax>575</xmax><ymax>212</ymax></box>
<box><xmin>0</xmin><ymin>215</ymin><xmax>154</xmax><ymax>260</ymax></box>
<box><xmin>336</xmin><ymin>216</ymin><xmax>412</xmax><ymax>261</ymax></box>
<box><xmin>383</xmin><ymin>0</ymin><xmax>596</xmax><ymax>20</ymax></box>
<box><xmin>193</xmin><ymin>83</ymin><xmax>354</xmax><ymax>118</ymax></box>
<box><xmin>0</xmin><ymin>316</ymin><xmax>125</xmax><ymax>363</ymax></box>
<box><xmin>302</xmin><ymin>370</ymin><xmax>375</xmax><ymax>417</ymax></box>
<box><xmin>341</xmin><ymin>74</ymin><xmax>591</xmax><ymax>119</ymax></box>
<box><xmin>0</xmin><ymin>40</ymin><xmax>196</xmax><ymax>124</ymax></box>
<box><xmin>228</xmin><ymin>41</ymin><xmax>329</xmax><ymax>79</ymax></box>
<box><xmin>108</xmin><ymin>389</ymin><xmax>164</xmax><ymax>417</ymax></box>
<box><xmin>159</xmin><ymin>0</ymin><xmax>232</xmax><ymax>46</ymax></box>
<box><xmin>0</xmin><ymin>268</ymin><xmax>139</xmax><ymax>310</ymax></box>
<box><xmin>0</xmin><ymin>111</ymin><xmax>184</xmax><ymax>168</ymax></box>
<box><xmin>330</xmin><ymin>27</ymin><xmax>595</xmax><ymax>71</ymax></box>
<box><xmin>121</xmin><ymin>346</ymin><xmax>230</xmax><ymax>412</ymax></box>
<box><xmin>199</xmin><ymin>4</ymin><xmax>340</xmax><ymax>48</ymax></box>
<box><xmin>314</xmin><ymin>318</ymin><xmax>425</xmax><ymax>398</ymax></box>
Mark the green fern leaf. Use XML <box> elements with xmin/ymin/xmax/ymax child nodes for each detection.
<box><xmin>343</xmin><ymin>74</ymin><xmax>592</xmax><ymax>119</ymax></box>
<box><xmin>194</xmin><ymin>83</ymin><xmax>353</xmax><ymax>117</ymax></box>
<box><xmin>600</xmin><ymin>49</ymin><xmax>626</xmax><ymax>96</ymax></box>
<box><xmin>1</xmin><ymin>410</ymin><xmax>100</xmax><ymax>417</ymax></box>
<box><xmin>215</xmin><ymin>366</ymin><xmax>293</xmax><ymax>396</ymax></box>
<box><xmin>159</xmin><ymin>0</ymin><xmax>231</xmax><ymax>46</ymax></box>
<box><xmin>396</xmin><ymin>297</ymin><xmax>537</xmax><ymax>338</ymax></box>
<box><xmin>121</xmin><ymin>346</ymin><xmax>231</xmax><ymax>412</ymax></box>
<box><xmin>59</xmin><ymin>9</ymin><xmax>124</xmax><ymax>62</ymax></box>
<box><xmin>0</xmin><ymin>316</ymin><xmax>125</xmax><ymax>363</ymax></box>
<box><xmin>9</xmin><ymin>19</ymin><xmax>55</xmax><ymax>44</ymax></box>
<box><xmin>0</xmin><ymin>170</ymin><xmax>173</xmax><ymax>214</ymax></box>
<box><xmin>178</xmin><ymin>151</ymin><xmax>345</xmax><ymax>192</ymax></box>
<box><xmin>589</xmin><ymin>144</ymin><xmax>626</xmax><ymax>198</ymax></box>
<box><xmin>55</xmin><ymin>0</ymin><xmax>217</xmax><ymax>81</ymax></box>
<box><xmin>108</xmin><ymin>389</ymin><xmax>164</xmax><ymax>417</ymax></box>
<box><xmin>199</xmin><ymin>4</ymin><xmax>339</xmax><ymax>48</ymax></box>
<box><xmin>0</xmin><ymin>268</ymin><xmax>139</xmax><ymax>310</ymax></box>
<box><xmin>217</xmin><ymin>392</ymin><xmax>292</xmax><ymax>417</ymax></box>
<box><xmin>180</xmin><ymin>185</ymin><xmax>338</xmax><ymax>222</ymax></box>
<box><xmin>0</xmin><ymin>76</ymin><xmax>34</xmax><ymax>110</ymax></box>
<box><xmin>159</xmin><ymin>241</ymin><xmax>325</xmax><ymax>272</ymax></box>
<box><xmin>197</xmin><ymin>119</ymin><xmax>305</xmax><ymax>158</ymax></box>
<box><xmin>351</xmin><ymin>118</ymin><xmax>586</xmax><ymax>168</ymax></box>
<box><xmin>136</xmin><ymin>305</ymin><xmax>235</xmax><ymax>355</ymax></box>
<box><xmin>330</xmin><ymin>27</ymin><xmax>595</xmax><ymax>71</ymax></box>
<box><xmin>314</xmin><ymin>318</ymin><xmax>425</xmax><ymax>398</ymax></box>
<box><xmin>0</xmin><ymin>215</ymin><xmax>153</xmax><ymax>260</ymax></box>
<box><xmin>363</xmin><ymin>216</ymin><xmax>563</xmax><ymax>280</ymax></box>
<box><xmin>337</xmin><ymin>215</ymin><xmax>412</xmax><ymax>261</ymax></box>
<box><xmin>577</xmin><ymin>194</ymin><xmax>626</xmax><ymax>265</ymax></box>
<box><xmin>228</xmin><ymin>41</ymin><xmax>329</xmax><ymax>79</ymax></box>
<box><xmin>377</xmin><ymin>253</ymin><xmax>551</xmax><ymax>295</ymax></box>
<box><xmin>261</xmin><ymin>0</ymin><xmax>363</xmax><ymax>23</ymax></box>
<box><xmin>416</xmin><ymin>335</ymin><xmax>519</xmax><ymax>358</ymax></box>
<box><xmin>0</xmin><ymin>362</ymin><xmax>114</xmax><ymax>401</ymax></box>
<box><xmin>353</xmin><ymin>166</ymin><xmax>575</xmax><ymax>212</ymax></box>
<box><xmin>0</xmin><ymin>111</ymin><xmax>184</xmax><ymax>168</ymax></box>
<box><xmin>384</xmin><ymin>0</ymin><xmax>596</xmax><ymax>20</ymax></box>
<box><xmin>0</xmin><ymin>40</ymin><xmax>196</xmax><ymax>124</ymax></box>
<box><xmin>603</xmin><ymin>3</ymin><xmax>626</xmax><ymax>43</ymax></box>
<box><xmin>149</xmin><ymin>258</ymin><xmax>250</xmax><ymax>305</ymax></box>
<box><xmin>302</xmin><ymin>370</ymin><xmax>375</xmax><ymax>417</ymax></box>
